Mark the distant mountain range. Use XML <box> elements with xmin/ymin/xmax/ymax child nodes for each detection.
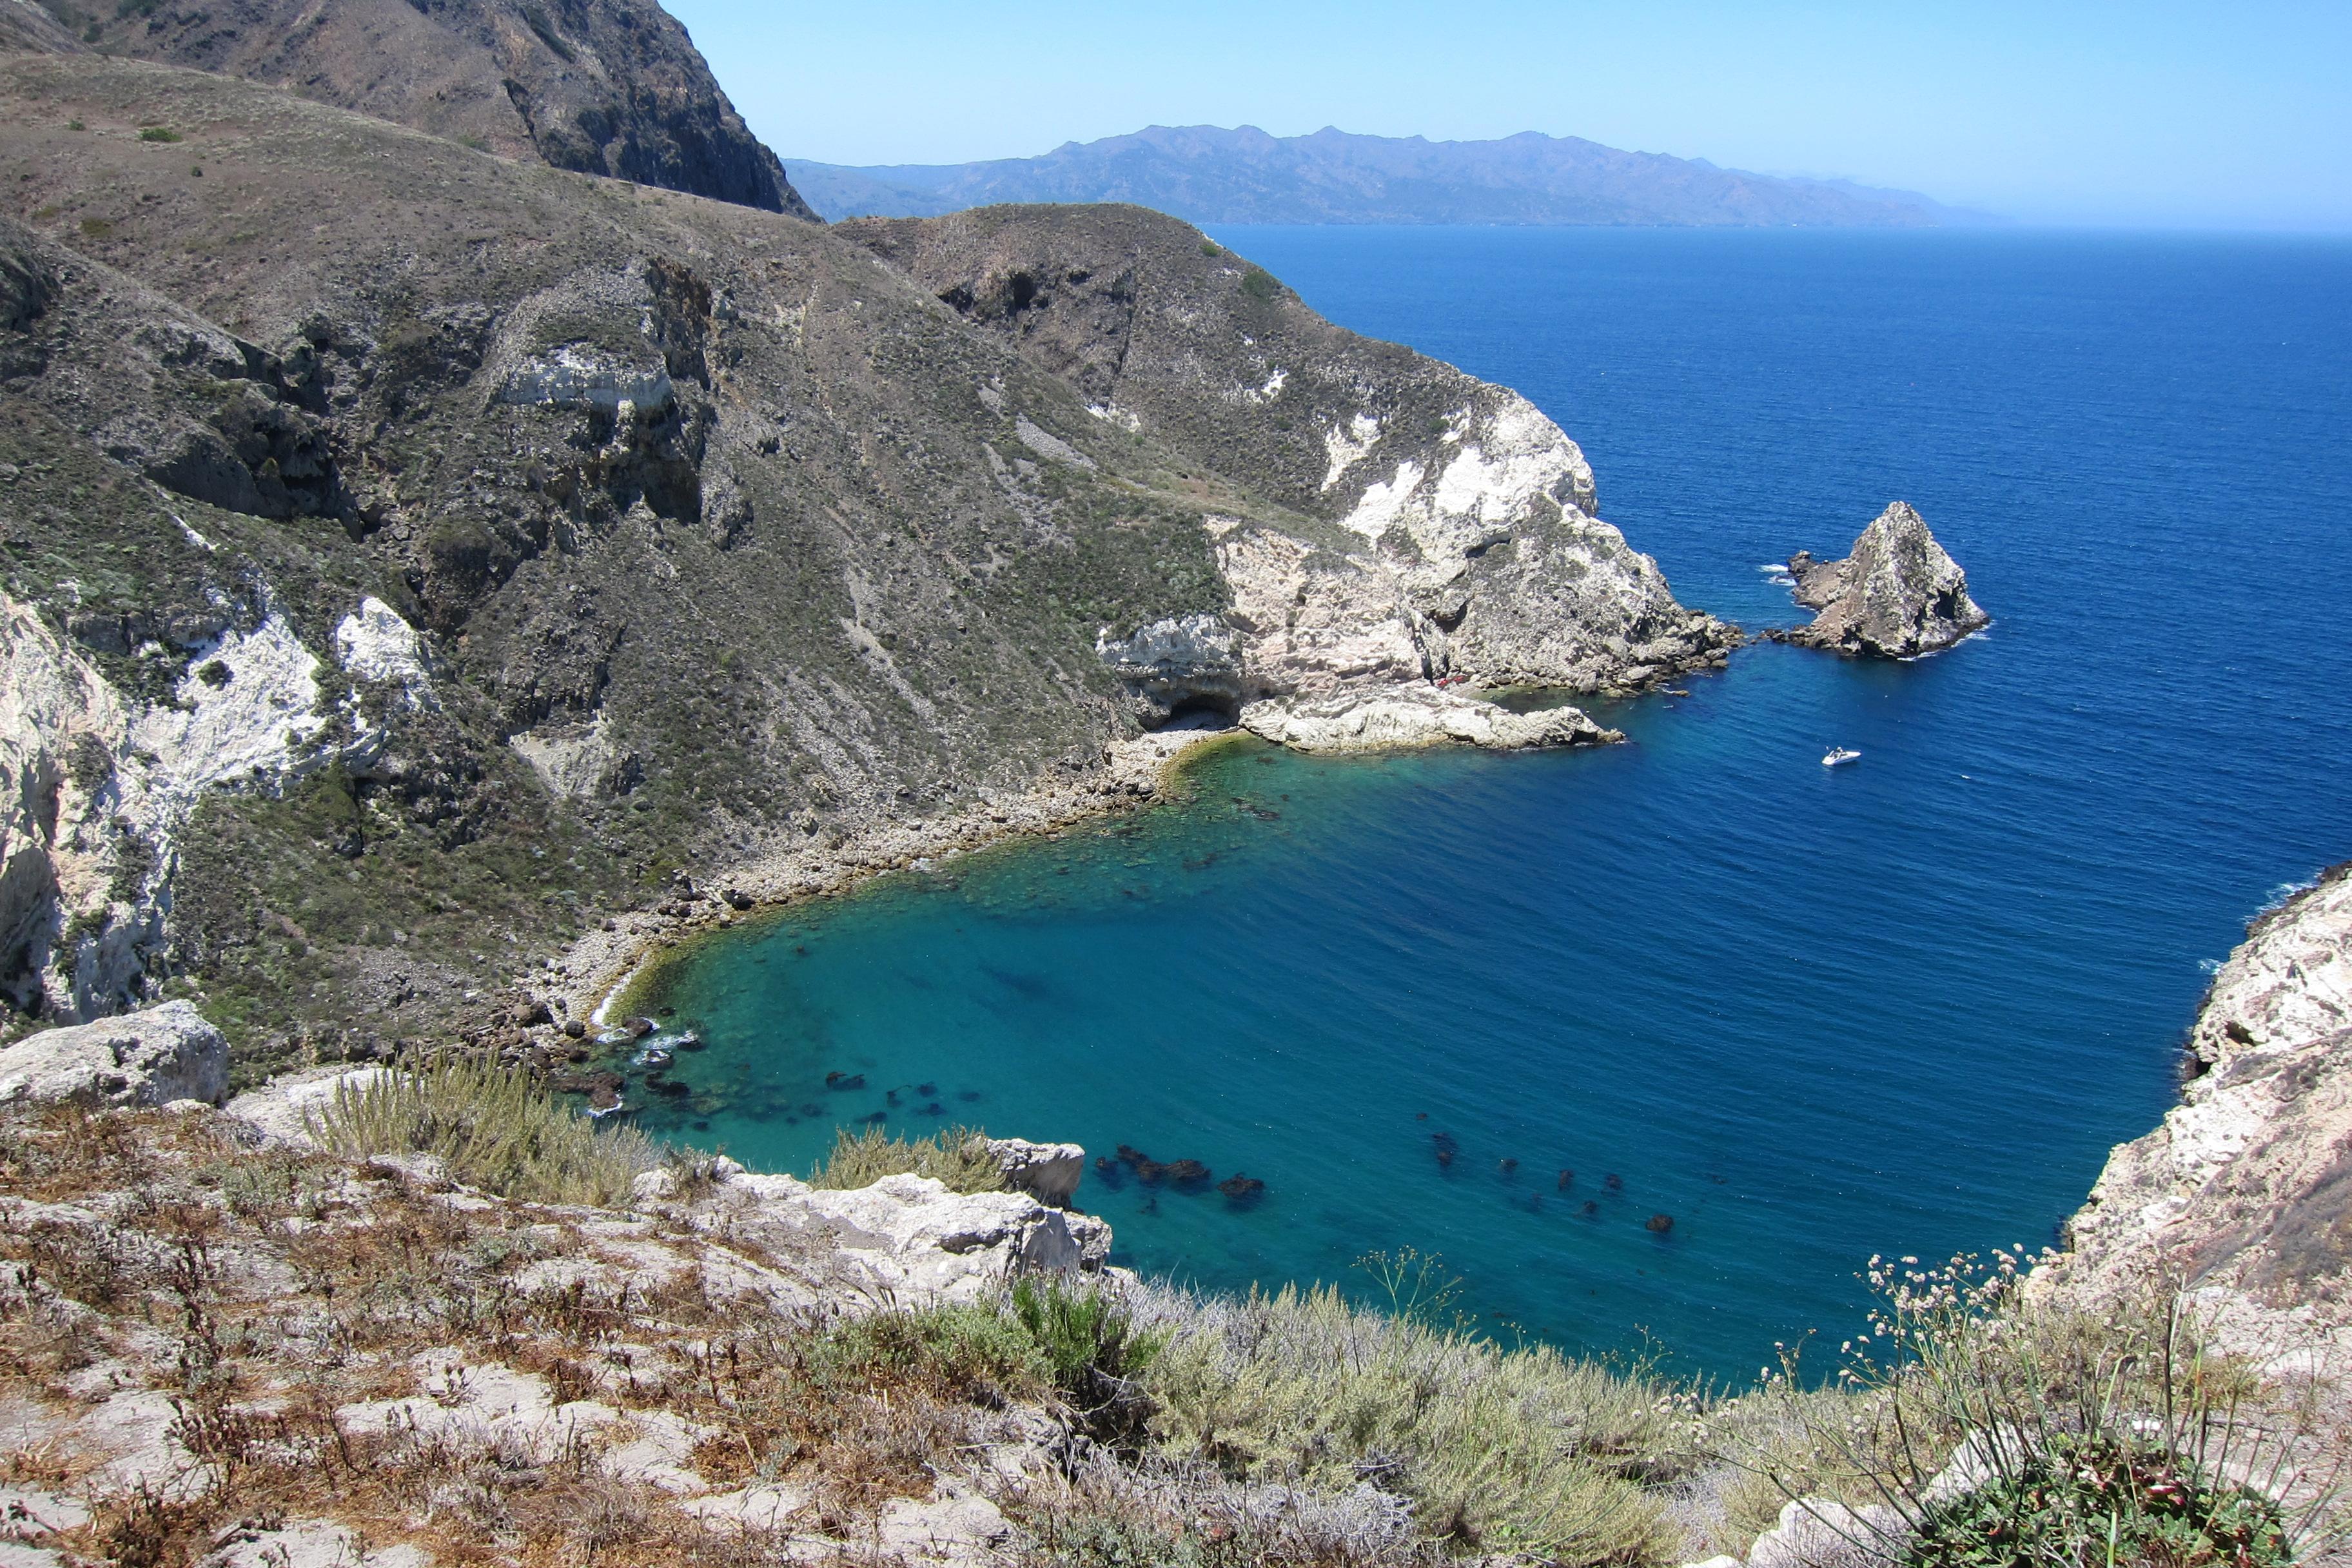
<box><xmin>789</xmin><ymin>124</ymin><xmax>1996</xmax><ymax>228</ymax></box>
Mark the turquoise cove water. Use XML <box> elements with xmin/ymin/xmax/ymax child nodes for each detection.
<box><xmin>625</xmin><ymin>228</ymin><xmax>2352</xmax><ymax>1378</ymax></box>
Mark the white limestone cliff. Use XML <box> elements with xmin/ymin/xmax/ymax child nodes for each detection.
<box><xmin>1104</xmin><ymin>391</ymin><xmax>1729</xmax><ymax>752</ymax></box>
<box><xmin>0</xmin><ymin>588</ymin><xmax>435</xmax><ymax>1026</ymax></box>
<box><xmin>2033</xmin><ymin>865</ymin><xmax>2352</xmax><ymax>1336</ymax></box>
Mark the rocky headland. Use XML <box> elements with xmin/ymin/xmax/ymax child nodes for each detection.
<box><xmin>0</xmin><ymin>35</ymin><xmax>1730</xmax><ymax>1068</ymax></box>
<box><xmin>3</xmin><ymin>0</ymin><xmax>813</xmax><ymax>216</ymax></box>
<box><xmin>1771</xmin><ymin>500</ymin><xmax>1988</xmax><ymax>658</ymax></box>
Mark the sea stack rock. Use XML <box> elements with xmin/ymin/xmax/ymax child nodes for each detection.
<box><xmin>1779</xmin><ymin>502</ymin><xmax>1988</xmax><ymax>658</ymax></box>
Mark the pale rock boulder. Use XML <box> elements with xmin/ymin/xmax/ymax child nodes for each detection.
<box><xmin>1781</xmin><ymin>502</ymin><xmax>1988</xmax><ymax>658</ymax></box>
<box><xmin>335</xmin><ymin>1354</ymin><xmax>710</xmax><ymax>1496</ymax></box>
<box><xmin>0</xmin><ymin>1000</ymin><xmax>227</xmax><ymax>1107</ymax></box>
<box><xmin>627</xmin><ymin>1155</ymin><xmax>1111</xmax><ymax>1303</ymax></box>
<box><xmin>798</xmin><ymin>1173</ymin><xmax>1112</xmax><ymax>1300</ymax></box>
<box><xmin>224</xmin><ymin>1064</ymin><xmax>393</xmax><ymax>1145</ymax></box>
<box><xmin>877</xmin><ymin>1491</ymin><xmax>1015</xmax><ymax>1566</ymax></box>
<box><xmin>986</xmin><ymin>1135</ymin><xmax>1086</xmax><ymax>1206</ymax></box>
<box><xmin>199</xmin><ymin>1519</ymin><xmax>429</xmax><ymax>1568</ymax></box>
<box><xmin>1745</xmin><ymin>1498</ymin><xmax>1910</xmax><ymax>1568</ymax></box>
<box><xmin>1242</xmin><ymin>685</ymin><xmax>1616</xmax><ymax>754</ymax></box>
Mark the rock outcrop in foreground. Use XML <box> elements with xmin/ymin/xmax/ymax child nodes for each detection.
<box><xmin>0</xmin><ymin>997</ymin><xmax>226</xmax><ymax>1106</ymax></box>
<box><xmin>2035</xmin><ymin>865</ymin><xmax>2352</xmax><ymax>1335</ymax></box>
<box><xmin>0</xmin><ymin>1079</ymin><xmax>1104</xmax><ymax>1566</ymax></box>
<box><xmin>1777</xmin><ymin>501</ymin><xmax>1988</xmax><ymax>658</ymax></box>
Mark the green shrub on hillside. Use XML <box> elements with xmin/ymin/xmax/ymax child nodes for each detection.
<box><xmin>1725</xmin><ymin>1253</ymin><xmax>2344</xmax><ymax>1568</ymax></box>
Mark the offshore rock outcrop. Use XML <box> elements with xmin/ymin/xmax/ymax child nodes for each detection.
<box><xmin>1242</xmin><ymin>686</ymin><xmax>1616</xmax><ymax>754</ymax></box>
<box><xmin>2033</xmin><ymin>865</ymin><xmax>2352</xmax><ymax>1336</ymax></box>
<box><xmin>1775</xmin><ymin>502</ymin><xmax>1988</xmax><ymax>658</ymax></box>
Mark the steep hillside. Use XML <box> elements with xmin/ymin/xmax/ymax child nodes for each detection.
<box><xmin>5</xmin><ymin>0</ymin><xmax>814</xmax><ymax>215</ymax></box>
<box><xmin>794</xmin><ymin>124</ymin><xmax>1979</xmax><ymax>228</ymax></box>
<box><xmin>0</xmin><ymin>54</ymin><xmax>1725</xmax><ymax>1072</ymax></box>
<box><xmin>844</xmin><ymin>205</ymin><xmax>1734</xmax><ymax>703</ymax></box>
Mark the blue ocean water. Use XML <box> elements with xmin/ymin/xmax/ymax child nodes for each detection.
<box><xmin>627</xmin><ymin>228</ymin><xmax>2352</xmax><ymax>1379</ymax></box>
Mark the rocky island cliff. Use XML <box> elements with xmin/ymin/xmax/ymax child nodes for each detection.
<box><xmin>1774</xmin><ymin>500</ymin><xmax>1988</xmax><ymax>658</ymax></box>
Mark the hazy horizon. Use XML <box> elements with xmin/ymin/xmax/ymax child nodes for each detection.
<box><xmin>665</xmin><ymin>0</ymin><xmax>2351</xmax><ymax>232</ymax></box>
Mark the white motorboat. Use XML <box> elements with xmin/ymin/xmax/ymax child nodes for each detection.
<box><xmin>1822</xmin><ymin>747</ymin><xmax>1861</xmax><ymax>767</ymax></box>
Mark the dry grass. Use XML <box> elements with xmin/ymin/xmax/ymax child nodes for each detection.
<box><xmin>305</xmin><ymin>1053</ymin><xmax>676</xmax><ymax>1206</ymax></box>
<box><xmin>10</xmin><ymin>1096</ymin><xmax>2352</xmax><ymax>1568</ymax></box>
<box><xmin>0</xmin><ymin>1102</ymin><xmax>1010</xmax><ymax>1565</ymax></box>
<box><xmin>805</xmin><ymin>1122</ymin><xmax>1006</xmax><ymax>1193</ymax></box>
<box><xmin>1130</xmin><ymin>1268</ymin><xmax>1698</xmax><ymax>1566</ymax></box>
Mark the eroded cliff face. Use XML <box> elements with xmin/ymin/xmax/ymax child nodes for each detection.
<box><xmin>2035</xmin><ymin>865</ymin><xmax>2352</xmax><ymax>1337</ymax></box>
<box><xmin>841</xmin><ymin>206</ymin><xmax>1736</xmax><ymax>739</ymax></box>
<box><xmin>6</xmin><ymin>0</ymin><xmax>816</xmax><ymax>217</ymax></box>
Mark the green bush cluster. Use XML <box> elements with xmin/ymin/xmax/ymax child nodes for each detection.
<box><xmin>1728</xmin><ymin>1253</ymin><xmax>2340</xmax><ymax>1568</ymax></box>
<box><xmin>1910</xmin><ymin>1431</ymin><xmax>2291</xmax><ymax>1567</ymax></box>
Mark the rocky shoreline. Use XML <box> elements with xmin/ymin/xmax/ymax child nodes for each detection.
<box><xmin>2030</xmin><ymin>862</ymin><xmax>2352</xmax><ymax>1351</ymax></box>
<box><xmin>541</xmin><ymin>725</ymin><xmax>1235</xmax><ymax>1050</ymax></box>
<box><xmin>542</xmin><ymin>674</ymin><xmax>1630</xmax><ymax>1059</ymax></box>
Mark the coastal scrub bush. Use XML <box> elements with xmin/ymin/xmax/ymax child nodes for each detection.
<box><xmin>1132</xmin><ymin>1266</ymin><xmax>1693</xmax><ymax>1564</ymax></box>
<box><xmin>818</xmin><ymin>1300</ymin><xmax>1046</xmax><ymax>1404</ymax></box>
<box><xmin>1722</xmin><ymin>1252</ymin><xmax>2346</xmax><ymax>1567</ymax></box>
<box><xmin>306</xmin><ymin>1054</ymin><xmax>669</xmax><ymax>1205</ymax></box>
<box><xmin>1010</xmin><ymin>1275</ymin><xmax>1168</xmax><ymax>1442</ymax></box>
<box><xmin>806</xmin><ymin>1122</ymin><xmax>1005</xmax><ymax>1192</ymax></box>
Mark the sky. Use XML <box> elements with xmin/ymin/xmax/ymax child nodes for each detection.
<box><xmin>662</xmin><ymin>0</ymin><xmax>2352</xmax><ymax>230</ymax></box>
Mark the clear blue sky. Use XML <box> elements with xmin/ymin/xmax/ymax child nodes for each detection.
<box><xmin>663</xmin><ymin>0</ymin><xmax>2351</xmax><ymax>229</ymax></box>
